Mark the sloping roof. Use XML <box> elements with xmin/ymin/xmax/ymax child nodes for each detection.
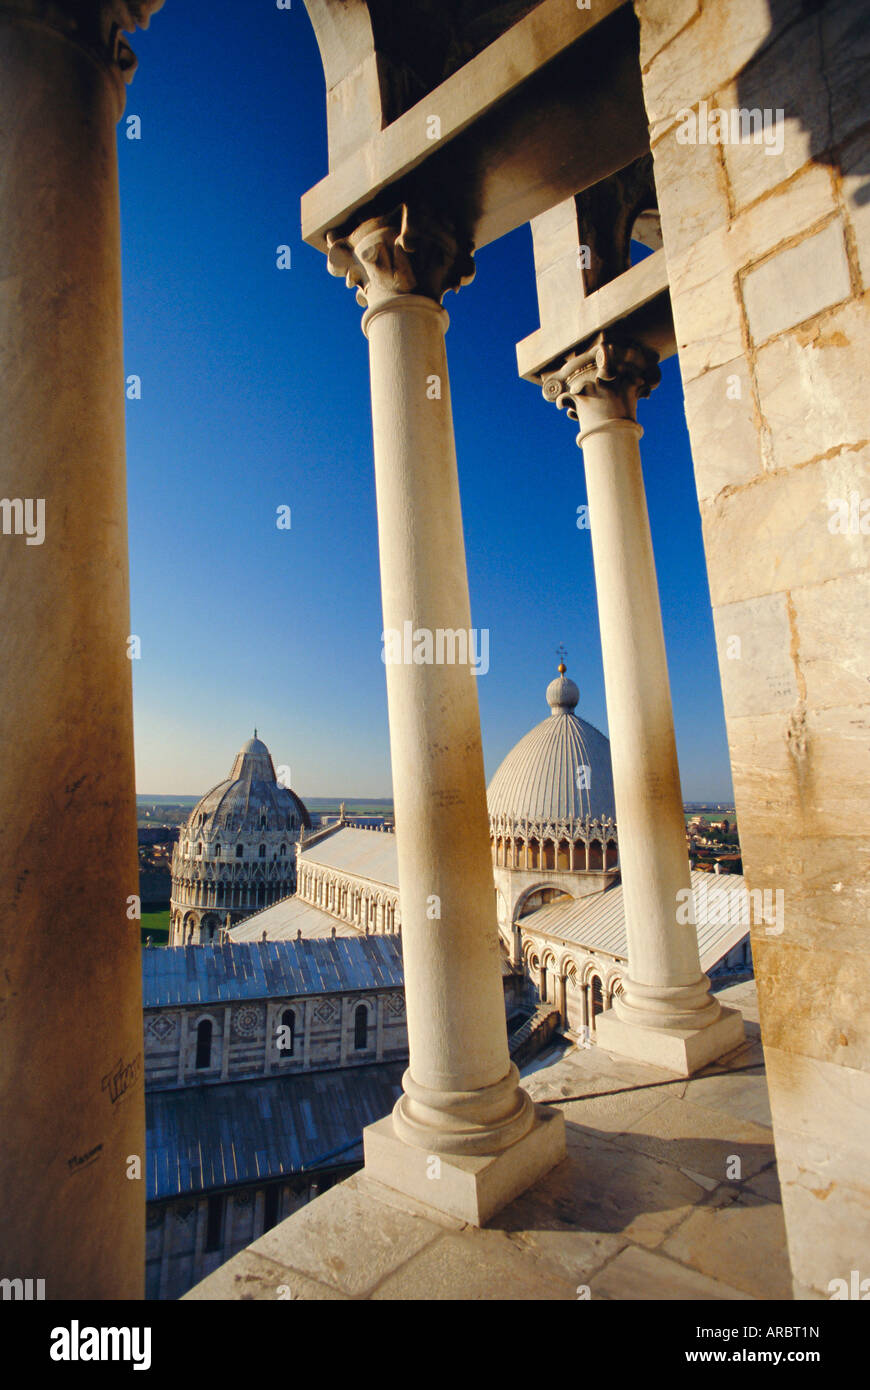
<box><xmin>142</xmin><ymin>936</ymin><xmax>405</xmax><ymax>1009</ymax></box>
<box><xmin>229</xmin><ymin>895</ymin><xmax>363</xmax><ymax>942</ymax></box>
<box><xmin>520</xmin><ymin>870</ymin><xmax>751</xmax><ymax>971</ymax></box>
<box><xmin>300</xmin><ymin>826</ymin><xmax>399</xmax><ymax>887</ymax></box>
<box><xmin>146</xmin><ymin>1063</ymin><xmax>405</xmax><ymax>1200</ymax></box>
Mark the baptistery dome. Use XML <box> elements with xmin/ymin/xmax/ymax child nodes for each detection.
<box><xmin>170</xmin><ymin>733</ymin><xmax>310</xmax><ymax>945</ymax></box>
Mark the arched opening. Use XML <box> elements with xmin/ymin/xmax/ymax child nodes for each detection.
<box><xmin>542</xmin><ymin>840</ymin><xmax>555</xmax><ymax>870</ymax></box>
<box><xmin>588</xmin><ymin>840</ymin><xmax>603</xmax><ymax>871</ymax></box>
<box><xmin>590</xmin><ymin>975</ymin><xmax>604</xmax><ymax>1027</ymax></box>
<box><xmin>258</xmin><ymin>844</ymin><xmax>266</xmax><ymax>858</ymax></box>
<box><xmin>279</xmin><ymin>1007</ymin><xmax>295</xmax><ymax>1057</ymax></box>
<box><xmin>236</xmin><ymin>844</ymin><xmax>244</xmax><ymax>858</ymax></box>
<box><xmin>195</xmin><ymin>1019</ymin><xmax>212</xmax><ymax>1069</ymax></box>
<box><xmin>354</xmin><ymin>1004</ymin><xmax>368</xmax><ymax>1050</ymax></box>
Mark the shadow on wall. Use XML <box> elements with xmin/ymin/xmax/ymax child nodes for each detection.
<box><xmin>736</xmin><ymin>0</ymin><xmax>870</xmax><ymax>204</ymax></box>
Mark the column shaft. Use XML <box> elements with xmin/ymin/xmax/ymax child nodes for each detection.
<box><xmin>365</xmin><ymin>295</ymin><xmax>530</xmax><ymax>1145</ymax></box>
<box><xmin>0</xmin><ymin>11</ymin><xmax>145</xmax><ymax>1297</ymax></box>
<box><xmin>581</xmin><ymin>422</ymin><xmax>708</xmax><ymax>994</ymax></box>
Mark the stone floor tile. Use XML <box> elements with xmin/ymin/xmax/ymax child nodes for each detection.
<box><xmin>493</xmin><ymin>1127</ymin><xmax>709</xmax><ymax>1249</ymax></box>
<box><xmin>744</xmin><ymin>1164</ymin><xmax>783</xmax><ymax>1203</ymax></box>
<box><xmin>682</xmin><ymin>1070</ymin><xmax>773</xmax><ymax>1127</ymax></box>
<box><xmin>182</xmin><ymin>1250</ymin><xmax>347</xmax><ymax>1301</ymax></box>
<box><xmin>662</xmin><ymin>1192</ymin><xmax>793</xmax><ymax>1299</ymax></box>
<box><xmin>370</xmin><ymin>1227</ymin><xmax>576</xmax><ymax>1300</ymax></box>
<box><xmin>591</xmin><ymin>1244</ymin><xmax>754</xmax><ymax>1301</ymax></box>
<box><xmin>504</xmin><ymin>1226</ymin><xmax>628</xmax><ymax>1286</ymax></box>
<box><xmin>250</xmin><ymin>1177</ymin><xmax>443</xmax><ymax>1297</ymax></box>
<box><xmin>619</xmin><ymin>1097</ymin><xmax>776</xmax><ymax>1182</ymax></box>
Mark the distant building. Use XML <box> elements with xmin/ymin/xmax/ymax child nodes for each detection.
<box><xmin>143</xmin><ymin>930</ymin><xmax>536</xmax><ymax>1299</ymax></box>
<box><xmin>143</xmin><ymin>935</ymin><xmax>408</xmax><ymax>1299</ymax></box>
<box><xmin>228</xmin><ymin>822</ymin><xmax>401</xmax><ymax>943</ymax></box>
<box><xmin>169</xmin><ymin>734</ymin><xmax>310</xmax><ymax>944</ymax></box>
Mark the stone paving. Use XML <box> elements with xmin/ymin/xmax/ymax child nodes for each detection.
<box><xmin>186</xmin><ymin>980</ymin><xmax>793</xmax><ymax>1300</ymax></box>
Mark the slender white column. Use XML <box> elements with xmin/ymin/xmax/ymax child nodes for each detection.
<box><xmin>326</xmin><ymin>208</ymin><xmax>563</xmax><ymax>1214</ymax></box>
<box><xmin>542</xmin><ymin>337</ymin><xmax>743</xmax><ymax>1072</ymax></box>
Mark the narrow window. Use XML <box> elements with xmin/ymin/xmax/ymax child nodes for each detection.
<box><xmin>259</xmin><ymin>844</ymin><xmax>266</xmax><ymax>859</ymax></box>
<box><xmin>214</xmin><ymin>843</ymin><xmax>221</xmax><ymax>858</ymax></box>
<box><xmin>196</xmin><ymin>1019</ymin><xmax>212</xmax><ymax>1069</ymax></box>
<box><xmin>263</xmin><ymin>1186</ymin><xmax>279</xmax><ymax>1233</ymax></box>
<box><xmin>280</xmin><ymin>843</ymin><xmax>287</xmax><ymax>856</ymax></box>
<box><xmin>236</xmin><ymin>844</ymin><xmax>244</xmax><ymax>858</ymax></box>
<box><xmin>354</xmin><ymin>1004</ymin><xmax>368</xmax><ymax>1051</ymax></box>
<box><xmin>279</xmin><ymin>1008</ymin><xmax>295</xmax><ymax>1057</ymax></box>
<box><xmin>591</xmin><ymin>976</ymin><xmax>604</xmax><ymax>1020</ymax></box>
<box><xmin>205</xmin><ymin>1195</ymin><xmax>223</xmax><ymax>1253</ymax></box>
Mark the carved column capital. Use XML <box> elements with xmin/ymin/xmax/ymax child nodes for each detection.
<box><xmin>326</xmin><ymin>204</ymin><xmax>475</xmax><ymax>312</ymax></box>
<box><xmin>0</xmin><ymin>1</ymin><xmax>164</xmax><ymax>82</ymax></box>
<box><xmin>541</xmin><ymin>334</ymin><xmax>661</xmax><ymax>443</ymax></box>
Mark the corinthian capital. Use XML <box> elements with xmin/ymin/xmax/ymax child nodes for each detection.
<box><xmin>2</xmin><ymin>1</ymin><xmax>164</xmax><ymax>80</ymax></box>
<box><xmin>325</xmin><ymin>205</ymin><xmax>475</xmax><ymax>311</ymax></box>
<box><xmin>541</xmin><ymin>334</ymin><xmax>661</xmax><ymax>431</ymax></box>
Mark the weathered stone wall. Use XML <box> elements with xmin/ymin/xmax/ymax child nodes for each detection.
<box><xmin>636</xmin><ymin>0</ymin><xmax>870</xmax><ymax>1296</ymax></box>
<box><xmin>144</xmin><ymin>992</ymin><xmax>409</xmax><ymax>1088</ymax></box>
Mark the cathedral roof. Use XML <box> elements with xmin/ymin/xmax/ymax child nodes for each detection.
<box><xmin>487</xmin><ymin>663</ymin><xmax>616</xmax><ymax>826</ymax></box>
<box><xmin>186</xmin><ymin>733</ymin><xmax>310</xmax><ymax>834</ymax></box>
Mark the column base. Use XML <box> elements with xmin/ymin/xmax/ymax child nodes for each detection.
<box><xmin>594</xmin><ymin>1005</ymin><xmax>745</xmax><ymax>1076</ymax></box>
<box><xmin>362</xmin><ymin>1104</ymin><xmax>566</xmax><ymax>1226</ymax></box>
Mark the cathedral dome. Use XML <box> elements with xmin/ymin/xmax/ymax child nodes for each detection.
<box><xmin>487</xmin><ymin>664</ymin><xmax>615</xmax><ymax>825</ymax></box>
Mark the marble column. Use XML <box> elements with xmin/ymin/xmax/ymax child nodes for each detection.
<box><xmin>0</xmin><ymin>0</ymin><xmax>162</xmax><ymax>1298</ymax></box>
<box><xmin>327</xmin><ymin>205</ymin><xmax>564</xmax><ymax>1222</ymax></box>
<box><xmin>542</xmin><ymin>335</ymin><xmax>743</xmax><ymax>1074</ymax></box>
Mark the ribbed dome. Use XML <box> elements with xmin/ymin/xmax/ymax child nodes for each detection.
<box><xmin>487</xmin><ymin>667</ymin><xmax>615</xmax><ymax>823</ymax></box>
<box><xmin>188</xmin><ymin>733</ymin><xmax>310</xmax><ymax>833</ymax></box>
<box><xmin>545</xmin><ymin>673</ymin><xmax>581</xmax><ymax>713</ymax></box>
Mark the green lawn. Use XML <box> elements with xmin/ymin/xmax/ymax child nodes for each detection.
<box><xmin>141</xmin><ymin>908</ymin><xmax>170</xmax><ymax>947</ymax></box>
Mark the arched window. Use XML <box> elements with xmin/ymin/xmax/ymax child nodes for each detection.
<box><xmin>196</xmin><ymin>842</ymin><xmax>203</xmax><ymax>858</ymax></box>
<box><xmin>591</xmin><ymin>976</ymin><xmax>604</xmax><ymax>1020</ymax></box>
<box><xmin>258</xmin><ymin>844</ymin><xmax>266</xmax><ymax>859</ymax></box>
<box><xmin>279</xmin><ymin>1008</ymin><xmax>295</xmax><ymax>1056</ymax></box>
<box><xmin>236</xmin><ymin>844</ymin><xmax>244</xmax><ymax>858</ymax></box>
<box><xmin>280</xmin><ymin>843</ymin><xmax>287</xmax><ymax>856</ymax></box>
<box><xmin>195</xmin><ymin>1019</ymin><xmax>212</xmax><ymax>1069</ymax></box>
<box><xmin>214</xmin><ymin>843</ymin><xmax>221</xmax><ymax>858</ymax></box>
<box><xmin>354</xmin><ymin>1004</ymin><xmax>368</xmax><ymax>1051</ymax></box>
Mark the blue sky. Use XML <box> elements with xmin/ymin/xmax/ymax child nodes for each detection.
<box><xmin>121</xmin><ymin>2</ymin><xmax>733</xmax><ymax>803</ymax></box>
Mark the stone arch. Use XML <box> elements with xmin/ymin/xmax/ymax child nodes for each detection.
<box><xmin>539</xmin><ymin>947</ymin><xmax>557</xmax><ymax>1005</ymax></box>
<box><xmin>513</xmin><ymin>881</ymin><xmax>554</xmax><ymax>923</ymax></box>
<box><xmin>192</xmin><ymin>1012</ymin><xmax>220</xmax><ymax>1070</ymax></box>
<box><xmin>200</xmin><ymin>913</ymin><xmax>221</xmax><ymax>943</ymax></box>
<box><xmin>352</xmin><ymin>996</ymin><xmax>375</xmax><ymax>1051</ymax></box>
